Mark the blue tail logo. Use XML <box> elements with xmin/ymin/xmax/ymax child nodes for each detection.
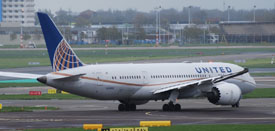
<box><xmin>37</xmin><ymin>12</ymin><xmax>84</xmax><ymax>72</ymax></box>
<box><xmin>53</xmin><ymin>39</ymin><xmax>84</xmax><ymax>71</ymax></box>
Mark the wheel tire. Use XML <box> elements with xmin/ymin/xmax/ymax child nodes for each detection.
<box><xmin>118</xmin><ymin>104</ymin><xmax>125</xmax><ymax>111</ymax></box>
<box><xmin>162</xmin><ymin>104</ymin><xmax>169</xmax><ymax>111</ymax></box>
<box><xmin>175</xmin><ymin>104</ymin><xmax>181</xmax><ymax>111</ymax></box>
<box><xmin>235</xmin><ymin>102</ymin><xmax>240</xmax><ymax>108</ymax></box>
<box><xmin>168</xmin><ymin>103</ymin><xmax>175</xmax><ymax>111</ymax></box>
<box><xmin>232</xmin><ymin>102</ymin><xmax>240</xmax><ymax>108</ymax></box>
<box><xmin>125</xmin><ymin>104</ymin><xmax>130</xmax><ymax>111</ymax></box>
<box><xmin>130</xmin><ymin>104</ymin><xmax>136</xmax><ymax>111</ymax></box>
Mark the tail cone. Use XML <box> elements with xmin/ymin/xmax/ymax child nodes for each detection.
<box><xmin>37</xmin><ymin>76</ymin><xmax>47</xmax><ymax>84</ymax></box>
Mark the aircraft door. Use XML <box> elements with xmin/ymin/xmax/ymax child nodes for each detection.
<box><xmin>96</xmin><ymin>72</ymin><xmax>103</xmax><ymax>86</ymax></box>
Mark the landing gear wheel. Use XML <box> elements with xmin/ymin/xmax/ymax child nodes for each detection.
<box><xmin>168</xmin><ymin>103</ymin><xmax>175</xmax><ymax>111</ymax></box>
<box><xmin>125</xmin><ymin>104</ymin><xmax>130</xmax><ymax>111</ymax></box>
<box><xmin>162</xmin><ymin>104</ymin><xmax>169</xmax><ymax>111</ymax></box>
<box><xmin>174</xmin><ymin>104</ymin><xmax>181</xmax><ymax>111</ymax></box>
<box><xmin>118</xmin><ymin>104</ymin><xmax>136</xmax><ymax>111</ymax></box>
<box><xmin>118</xmin><ymin>104</ymin><xmax>126</xmax><ymax>111</ymax></box>
<box><xmin>163</xmin><ymin>102</ymin><xmax>182</xmax><ymax>112</ymax></box>
<box><xmin>232</xmin><ymin>102</ymin><xmax>240</xmax><ymax>108</ymax></box>
<box><xmin>130</xmin><ymin>104</ymin><xmax>136</xmax><ymax>111</ymax></box>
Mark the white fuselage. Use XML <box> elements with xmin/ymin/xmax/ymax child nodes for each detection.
<box><xmin>45</xmin><ymin>62</ymin><xmax>256</xmax><ymax>101</ymax></box>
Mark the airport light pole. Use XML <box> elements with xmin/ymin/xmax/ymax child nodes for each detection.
<box><xmin>155</xmin><ymin>7</ymin><xmax>158</xmax><ymax>46</ymax></box>
<box><xmin>188</xmin><ymin>6</ymin><xmax>192</xmax><ymax>25</ymax></box>
<box><xmin>253</xmin><ymin>5</ymin><xmax>256</xmax><ymax>22</ymax></box>
<box><xmin>155</xmin><ymin>6</ymin><xmax>161</xmax><ymax>46</ymax></box>
<box><xmin>159</xmin><ymin>6</ymin><xmax>161</xmax><ymax>44</ymax></box>
<box><xmin>227</xmin><ymin>6</ymin><xmax>231</xmax><ymax>22</ymax></box>
<box><xmin>122</xmin><ymin>25</ymin><xmax>124</xmax><ymax>45</ymax></box>
<box><xmin>20</xmin><ymin>8</ymin><xmax>24</xmax><ymax>48</ymax></box>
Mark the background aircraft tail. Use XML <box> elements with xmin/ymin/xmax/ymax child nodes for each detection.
<box><xmin>37</xmin><ymin>12</ymin><xmax>84</xmax><ymax>72</ymax></box>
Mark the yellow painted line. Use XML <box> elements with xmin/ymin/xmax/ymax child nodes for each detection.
<box><xmin>145</xmin><ymin>112</ymin><xmax>152</xmax><ymax>116</ymax></box>
<box><xmin>83</xmin><ymin>124</ymin><xmax>103</xmax><ymax>130</ymax></box>
<box><xmin>140</xmin><ymin>121</ymin><xmax>171</xmax><ymax>127</ymax></box>
<box><xmin>61</xmin><ymin>91</ymin><xmax>70</xmax><ymax>94</ymax></box>
<box><xmin>109</xmin><ymin>127</ymin><xmax>148</xmax><ymax>131</ymax></box>
<box><xmin>134</xmin><ymin>127</ymin><xmax>148</xmax><ymax>131</ymax></box>
<box><xmin>48</xmin><ymin>89</ymin><xmax>57</xmax><ymax>94</ymax></box>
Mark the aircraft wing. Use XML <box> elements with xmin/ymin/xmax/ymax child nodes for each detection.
<box><xmin>0</xmin><ymin>71</ymin><xmax>43</xmax><ymax>79</ymax></box>
<box><xmin>153</xmin><ymin>68</ymin><xmax>249</xmax><ymax>94</ymax></box>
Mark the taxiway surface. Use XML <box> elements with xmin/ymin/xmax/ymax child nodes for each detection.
<box><xmin>0</xmin><ymin>99</ymin><xmax>275</xmax><ymax>129</ymax></box>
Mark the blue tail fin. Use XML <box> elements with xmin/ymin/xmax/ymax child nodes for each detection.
<box><xmin>37</xmin><ymin>12</ymin><xmax>84</xmax><ymax>72</ymax></box>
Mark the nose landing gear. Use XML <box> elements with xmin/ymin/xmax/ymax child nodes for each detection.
<box><xmin>232</xmin><ymin>101</ymin><xmax>240</xmax><ymax>108</ymax></box>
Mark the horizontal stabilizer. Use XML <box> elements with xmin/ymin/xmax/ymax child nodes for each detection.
<box><xmin>53</xmin><ymin>73</ymin><xmax>86</xmax><ymax>81</ymax></box>
<box><xmin>0</xmin><ymin>71</ymin><xmax>43</xmax><ymax>79</ymax></box>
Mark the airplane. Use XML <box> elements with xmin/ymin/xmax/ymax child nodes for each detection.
<box><xmin>0</xmin><ymin>12</ymin><xmax>256</xmax><ymax>111</ymax></box>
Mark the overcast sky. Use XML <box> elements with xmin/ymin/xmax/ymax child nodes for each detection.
<box><xmin>35</xmin><ymin>0</ymin><xmax>275</xmax><ymax>13</ymax></box>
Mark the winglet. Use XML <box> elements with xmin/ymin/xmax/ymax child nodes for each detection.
<box><xmin>214</xmin><ymin>68</ymin><xmax>249</xmax><ymax>83</ymax></box>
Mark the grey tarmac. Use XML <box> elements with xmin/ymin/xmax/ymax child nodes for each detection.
<box><xmin>0</xmin><ymin>98</ymin><xmax>275</xmax><ymax>130</ymax></box>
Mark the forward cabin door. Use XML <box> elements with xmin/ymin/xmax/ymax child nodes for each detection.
<box><xmin>96</xmin><ymin>72</ymin><xmax>103</xmax><ymax>86</ymax></box>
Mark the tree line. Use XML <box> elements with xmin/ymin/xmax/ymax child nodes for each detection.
<box><xmin>37</xmin><ymin>7</ymin><xmax>275</xmax><ymax>27</ymax></box>
<box><xmin>35</xmin><ymin>7</ymin><xmax>275</xmax><ymax>44</ymax></box>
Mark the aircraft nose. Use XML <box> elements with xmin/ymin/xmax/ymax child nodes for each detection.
<box><xmin>37</xmin><ymin>76</ymin><xmax>47</xmax><ymax>84</ymax></box>
<box><xmin>248</xmin><ymin>74</ymin><xmax>256</xmax><ymax>91</ymax></box>
<box><xmin>249</xmin><ymin>75</ymin><xmax>256</xmax><ymax>85</ymax></box>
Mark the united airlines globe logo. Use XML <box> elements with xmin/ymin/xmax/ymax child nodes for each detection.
<box><xmin>53</xmin><ymin>40</ymin><xmax>84</xmax><ymax>72</ymax></box>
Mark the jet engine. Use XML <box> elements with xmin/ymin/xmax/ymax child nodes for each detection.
<box><xmin>207</xmin><ymin>83</ymin><xmax>241</xmax><ymax>105</ymax></box>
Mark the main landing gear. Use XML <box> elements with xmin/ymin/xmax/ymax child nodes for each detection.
<box><xmin>162</xmin><ymin>102</ymin><xmax>181</xmax><ymax>111</ymax></box>
<box><xmin>118</xmin><ymin>104</ymin><xmax>136</xmax><ymax>111</ymax></box>
<box><xmin>163</xmin><ymin>90</ymin><xmax>181</xmax><ymax>111</ymax></box>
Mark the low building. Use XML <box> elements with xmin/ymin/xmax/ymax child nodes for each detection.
<box><xmin>220</xmin><ymin>22</ymin><xmax>275</xmax><ymax>43</ymax></box>
<box><xmin>0</xmin><ymin>0</ymin><xmax>35</xmax><ymax>27</ymax></box>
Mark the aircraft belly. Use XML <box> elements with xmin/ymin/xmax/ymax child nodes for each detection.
<box><xmin>47</xmin><ymin>80</ymin><xmax>98</xmax><ymax>98</ymax></box>
<box><xmin>49</xmin><ymin>77</ymin><xmax>143</xmax><ymax>100</ymax></box>
<box><xmin>83</xmin><ymin>84</ymin><xmax>140</xmax><ymax>100</ymax></box>
<box><xmin>178</xmin><ymin>88</ymin><xmax>202</xmax><ymax>98</ymax></box>
<box><xmin>131</xmin><ymin>86</ymin><xmax>156</xmax><ymax>99</ymax></box>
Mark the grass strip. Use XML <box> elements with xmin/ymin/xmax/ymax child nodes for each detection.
<box><xmin>251</xmin><ymin>72</ymin><xmax>275</xmax><ymax>77</ymax></box>
<box><xmin>227</xmin><ymin>58</ymin><xmax>275</xmax><ymax>68</ymax></box>
<box><xmin>0</xmin><ymin>48</ymin><xmax>274</xmax><ymax>69</ymax></box>
<box><xmin>243</xmin><ymin>88</ymin><xmax>275</xmax><ymax>99</ymax></box>
<box><xmin>0</xmin><ymin>94</ymin><xmax>88</xmax><ymax>100</ymax></box>
<box><xmin>0</xmin><ymin>106</ymin><xmax>58</xmax><ymax>112</ymax></box>
<box><xmin>0</xmin><ymin>83</ymin><xmax>44</xmax><ymax>88</ymax></box>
